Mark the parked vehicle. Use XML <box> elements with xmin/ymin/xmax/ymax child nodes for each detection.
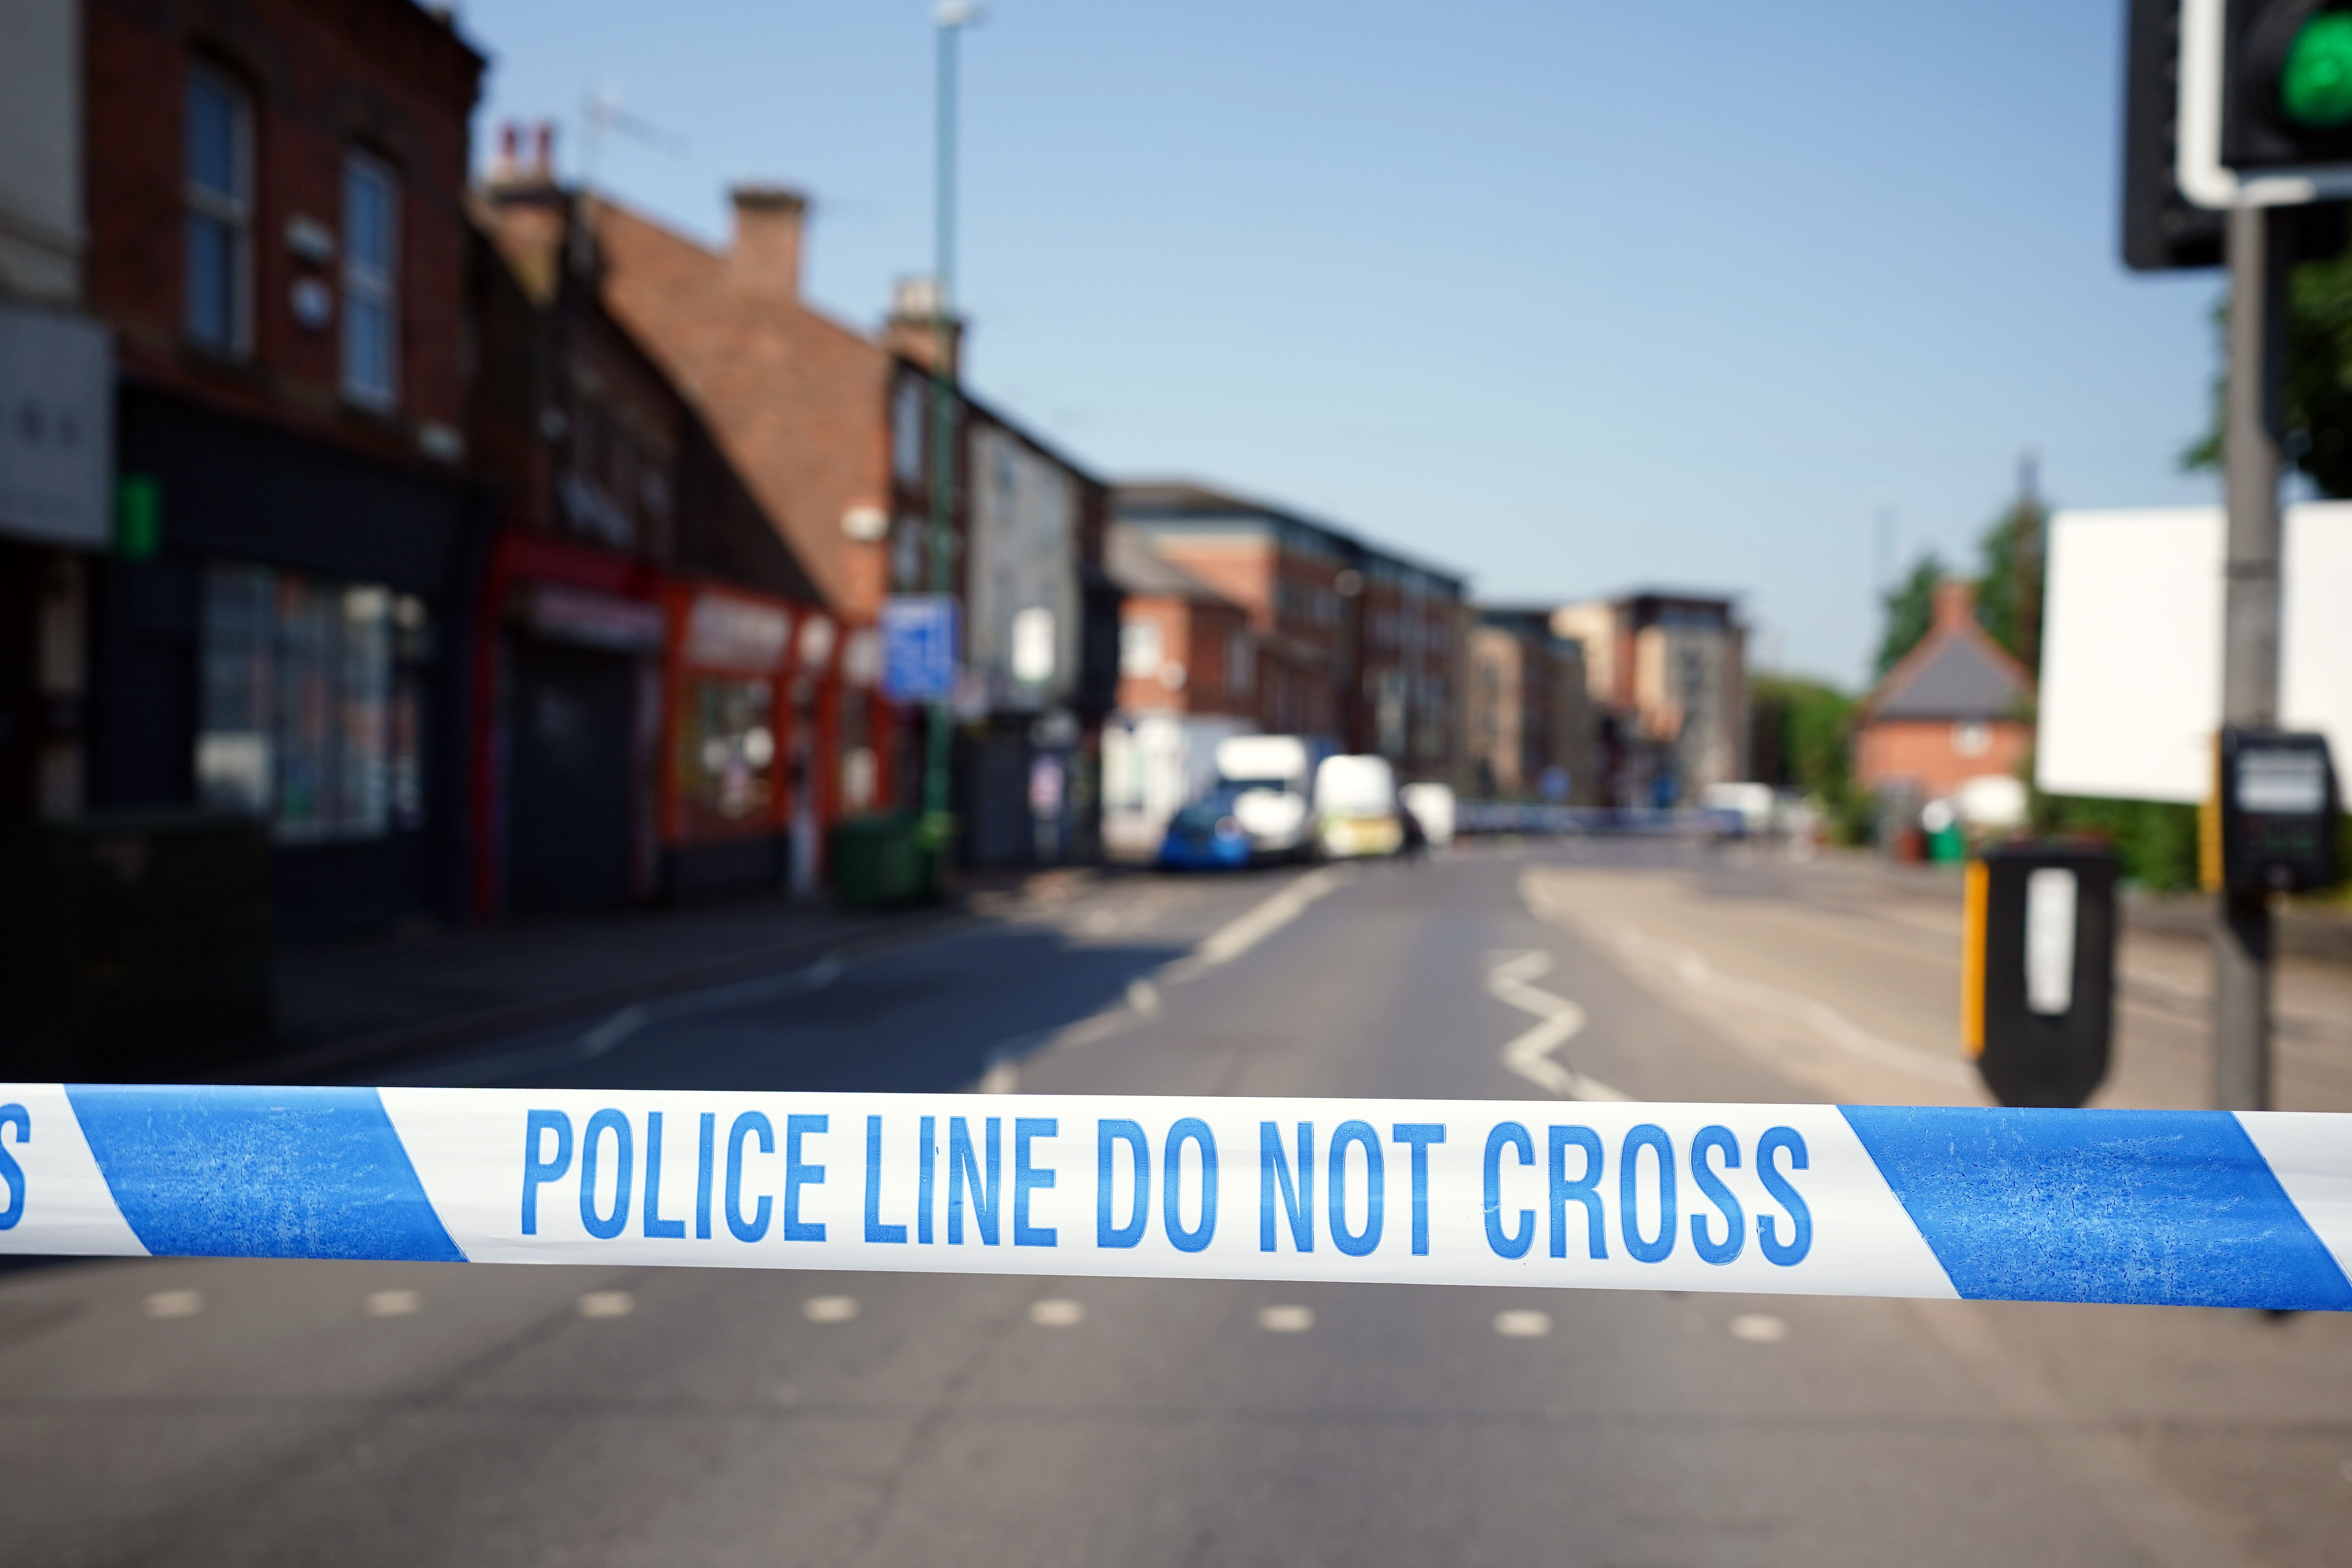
<box><xmin>1155</xmin><ymin>789</ymin><xmax>1255</xmax><ymax>871</ymax></box>
<box><xmin>1314</xmin><ymin>754</ymin><xmax>1403</xmax><ymax>859</ymax></box>
<box><xmin>1214</xmin><ymin>734</ymin><xmax>1321</xmax><ymax>860</ymax></box>
<box><xmin>1399</xmin><ymin>781</ymin><xmax>1457</xmax><ymax>849</ymax></box>
<box><xmin>1102</xmin><ymin>713</ymin><xmax>1259</xmax><ymax>863</ymax></box>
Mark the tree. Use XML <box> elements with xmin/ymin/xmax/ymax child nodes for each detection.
<box><xmin>1975</xmin><ymin>486</ymin><xmax>2045</xmax><ymax>671</ymax></box>
<box><xmin>2185</xmin><ymin>236</ymin><xmax>2352</xmax><ymax>497</ymax></box>
<box><xmin>1873</xmin><ymin>552</ymin><xmax>1944</xmax><ymax>677</ymax></box>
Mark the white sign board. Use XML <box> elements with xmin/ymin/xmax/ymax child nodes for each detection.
<box><xmin>0</xmin><ymin>304</ymin><xmax>112</xmax><ymax>550</ymax></box>
<box><xmin>2036</xmin><ymin>504</ymin><xmax>2352</xmax><ymax>804</ymax></box>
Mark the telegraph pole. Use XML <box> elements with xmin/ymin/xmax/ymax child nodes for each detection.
<box><xmin>2213</xmin><ymin>201</ymin><xmax>2290</xmax><ymax>1112</ymax></box>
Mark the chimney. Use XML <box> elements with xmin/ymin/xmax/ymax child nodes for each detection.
<box><xmin>884</xmin><ymin>275</ymin><xmax>964</xmax><ymax>378</ymax></box>
<box><xmin>728</xmin><ymin>185</ymin><xmax>808</xmax><ymax>298</ymax></box>
<box><xmin>1932</xmin><ymin>577</ymin><xmax>1976</xmax><ymax>633</ymax></box>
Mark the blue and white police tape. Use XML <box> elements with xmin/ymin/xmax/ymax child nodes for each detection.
<box><xmin>2</xmin><ymin>1086</ymin><xmax>2349</xmax><ymax>1311</ymax></box>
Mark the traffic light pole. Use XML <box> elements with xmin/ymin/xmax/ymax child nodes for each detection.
<box><xmin>2214</xmin><ymin>200</ymin><xmax>2290</xmax><ymax>1111</ymax></box>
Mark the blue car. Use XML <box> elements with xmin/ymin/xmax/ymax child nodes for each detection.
<box><xmin>1156</xmin><ymin>791</ymin><xmax>1254</xmax><ymax>871</ymax></box>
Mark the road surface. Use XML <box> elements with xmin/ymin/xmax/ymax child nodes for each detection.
<box><xmin>4</xmin><ymin>841</ymin><xmax>2348</xmax><ymax>1567</ymax></box>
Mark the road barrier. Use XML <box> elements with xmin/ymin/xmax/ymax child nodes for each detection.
<box><xmin>2</xmin><ymin>1086</ymin><xmax>2347</xmax><ymax>1310</ymax></box>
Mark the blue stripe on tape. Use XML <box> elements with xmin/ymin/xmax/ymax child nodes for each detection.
<box><xmin>65</xmin><ymin>1085</ymin><xmax>465</xmax><ymax>1263</ymax></box>
<box><xmin>1841</xmin><ymin>1106</ymin><xmax>2352</xmax><ymax>1310</ymax></box>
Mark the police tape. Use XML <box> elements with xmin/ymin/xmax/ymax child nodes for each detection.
<box><xmin>2</xmin><ymin>1085</ymin><xmax>2348</xmax><ymax>1311</ymax></box>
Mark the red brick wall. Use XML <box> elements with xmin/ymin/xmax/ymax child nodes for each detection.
<box><xmin>1854</xmin><ymin>717</ymin><xmax>2031</xmax><ymax>799</ymax></box>
<box><xmin>85</xmin><ymin>0</ymin><xmax>481</xmax><ymax>463</ymax></box>
<box><xmin>593</xmin><ymin>201</ymin><xmax>894</xmax><ymax>619</ymax></box>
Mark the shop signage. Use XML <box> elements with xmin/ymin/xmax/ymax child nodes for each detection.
<box><xmin>684</xmin><ymin>592</ymin><xmax>791</xmax><ymax>672</ymax></box>
<box><xmin>880</xmin><ymin>595</ymin><xmax>958</xmax><ymax>702</ymax></box>
<box><xmin>0</xmin><ymin>304</ymin><xmax>112</xmax><ymax>550</ymax></box>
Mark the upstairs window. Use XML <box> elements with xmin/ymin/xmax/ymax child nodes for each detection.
<box><xmin>342</xmin><ymin>152</ymin><xmax>399</xmax><ymax>408</ymax></box>
<box><xmin>185</xmin><ymin>67</ymin><xmax>252</xmax><ymax>353</ymax></box>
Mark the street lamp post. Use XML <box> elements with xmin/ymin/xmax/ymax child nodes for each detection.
<box><xmin>922</xmin><ymin>1</ymin><xmax>977</xmax><ymax>862</ymax></box>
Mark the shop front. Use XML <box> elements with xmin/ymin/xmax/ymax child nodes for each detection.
<box><xmin>473</xmin><ymin>534</ymin><xmax>664</xmax><ymax>917</ymax></box>
<box><xmin>659</xmin><ymin>583</ymin><xmax>847</xmax><ymax>900</ymax></box>
<box><xmin>93</xmin><ymin>389</ymin><xmax>485</xmax><ymax>939</ymax></box>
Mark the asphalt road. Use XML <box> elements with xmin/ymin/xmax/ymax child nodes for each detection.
<box><xmin>4</xmin><ymin>841</ymin><xmax>2348</xmax><ymax>1567</ymax></box>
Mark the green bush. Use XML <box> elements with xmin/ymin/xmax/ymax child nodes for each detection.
<box><xmin>2032</xmin><ymin>795</ymin><xmax>2201</xmax><ymax>890</ymax></box>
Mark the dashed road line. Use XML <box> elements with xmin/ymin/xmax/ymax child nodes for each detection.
<box><xmin>803</xmin><ymin>1294</ymin><xmax>859</xmax><ymax>1323</ymax></box>
<box><xmin>1029</xmin><ymin>1298</ymin><xmax>1085</xmax><ymax>1327</ymax></box>
<box><xmin>365</xmin><ymin>1289</ymin><xmax>421</xmax><ymax>1318</ymax></box>
<box><xmin>575</xmin><ymin>1290</ymin><xmax>633</xmax><ymax>1319</ymax></box>
<box><xmin>143</xmin><ymin>1289</ymin><xmax>202</xmax><ymax>1320</ymax></box>
<box><xmin>1257</xmin><ymin>1304</ymin><xmax>1314</xmax><ymax>1333</ymax></box>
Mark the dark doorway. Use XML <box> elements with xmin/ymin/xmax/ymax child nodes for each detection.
<box><xmin>508</xmin><ymin>637</ymin><xmax>635</xmax><ymax>913</ymax></box>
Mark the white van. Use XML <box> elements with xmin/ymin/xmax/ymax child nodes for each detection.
<box><xmin>1213</xmin><ymin>734</ymin><xmax>1318</xmax><ymax>860</ymax></box>
<box><xmin>1314</xmin><ymin>754</ymin><xmax>1403</xmax><ymax>859</ymax></box>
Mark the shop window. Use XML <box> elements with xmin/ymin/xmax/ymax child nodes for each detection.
<box><xmin>1120</xmin><ymin>618</ymin><xmax>1162</xmax><ymax>678</ymax></box>
<box><xmin>185</xmin><ymin>66</ymin><xmax>252</xmax><ymax>354</ymax></box>
<box><xmin>197</xmin><ymin>563</ymin><xmax>427</xmax><ymax>840</ymax></box>
<box><xmin>342</xmin><ymin>152</ymin><xmax>400</xmax><ymax>408</ymax></box>
<box><xmin>680</xmin><ymin>677</ymin><xmax>775</xmax><ymax>827</ymax></box>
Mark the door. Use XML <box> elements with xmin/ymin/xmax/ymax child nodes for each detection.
<box><xmin>508</xmin><ymin>637</ymin><xmax>635</xmax><ymax>913</ymax></box>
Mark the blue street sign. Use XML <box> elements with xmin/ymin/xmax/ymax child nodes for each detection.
<box><xmin>880</xmin><ymin>595</ymin><xmax>959</xmax><ymax>702</ymax></box>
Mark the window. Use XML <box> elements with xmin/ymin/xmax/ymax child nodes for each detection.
<box><xmin>892</xmin><ymin>377</ymin><xmax>926</xmax><ymax>485</ymax></box>
<box><xmin>679</xmin><ymin>677</ymin><xmax>775</xmax><ymax>828</ymax></box>
<box><xmin>198</xmin><ymin>563</ymin><xmax>428</xmax><ymax>840</ymax></box>
<box><xmin>1227</xmin><ymin>627</ymin><xmax>1253</xmax><ymax>694</ymax></box>
<box><xmin>342</xmin><ymin>152</ymin><xmax>399</xmax><ymax>408</ymax></box>
<box><xmin>1120</xmin><ymin>618</ymin><xmax>1163</xmax><ymax>677</ymax></box>
<box><xmin>185</xmin><ymin>67</ymin><xmax>252</xmax><ymax>353</ymax></box>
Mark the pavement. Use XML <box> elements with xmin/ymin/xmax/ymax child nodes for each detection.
<box><xmin>6</xmin><ymin>840</ymin><xmax>2350</xmax><ymax>1566</ymax></box>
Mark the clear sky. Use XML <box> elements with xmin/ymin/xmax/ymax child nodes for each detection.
<box><xmin>457</xmin><ymin>0</ymin><xmax>2226</xmax><ymax>687</ymax></box>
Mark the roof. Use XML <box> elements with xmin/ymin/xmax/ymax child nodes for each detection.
<box><xmin>1105</xmin><ymin>525</ymin><xmax>1238</xmax><ymax>605</ymax></box>
<box><xmin>1866</xmin><ymin>627</ymin><xmax>2031</xmax><ymax>722</ymax></box>
<box><xmin>1112</xmin><ymin>477</ymin><xmax>1469</xmax><ymax>595</ymax></box>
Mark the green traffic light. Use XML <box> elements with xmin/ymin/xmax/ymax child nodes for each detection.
<box><xmin>2283</xmin><ymin>12</ymin><xmax>2352</xmax><ymax>129</ymax></box>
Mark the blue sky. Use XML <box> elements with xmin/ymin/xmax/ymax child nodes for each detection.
<box><xmin>458</xmin><ymin>0</ymin><xmax>2225</xmax><ymax>686</ymax></box>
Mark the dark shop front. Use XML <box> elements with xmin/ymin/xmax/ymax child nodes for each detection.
<box><xmin>90</xmin><ymin>390</ymin><xmax>486</xmax><ymax>940</ymax></box>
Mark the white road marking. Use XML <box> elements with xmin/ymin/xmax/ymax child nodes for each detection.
<box><xmin>1126</xmin><ymin>977</ymin><xmax>1161</xmax><ymax>1016</ymax></box>
<box><xmin>573</xmin><ymin>951</ymin><xmax>848</xmax><ymax>1062</ymax></box>
<box><xmin>365</xmin><ymin>1289</ymin><xmax>421</xmax><ymax>1318</ymax></box>
<box><xmin>1183</xmin><ymin>869</ymin><xmax>1341</xmax><ymax>972</ymax></box>
<box><xmin>143</xmin><ymin>1289</ymin><xmax>202</xmax><ymax>1320</ymax></box>
<box><xmin>578</xmin><ymin>1003</ymin><xmax>648</xmax><ymax>1059</ymax></box>
<box><xmin>1729</xmin><ymin>1313</ymin><xmax>1788</xmax><ymax>1343</ymax></box>
<box><xmin>1029</xmin><ymin>1298</ymin><xmax>1085</xmax><ymax>1327</ymax></box>
<box><xmin>975</xmin><ymin>1058</ymin><xmax>1021</xmax><ymax>1094</ymax></box>
<box><xmin>803</xmin><ymin>1294</ymin><xmax>859</xmax><ymax>1323</ymax></box>
<box><xmin>1486</xmin><ymin>950</ymin><xmax>1631</xmax><ymax>1102</ymax></box>
<box><xmin>575</xmin><ymin>1290</ymin><xmax>634</xmax><ymax>1319</ymax></box>
<box><xmin>1494</xmin><ymin>1309</ymin><xmax>1553</xmax><ymax>1338</ymax></box>
<box><xmin>1518</xmin><ymin>872</ymin><xmax>1974</xmax><ymax>1091</ymax></box>
<box><xmin>1257</xmin><ymin>1304</ymin><xmax>1315</xmax><ymax>1333</ymax></box>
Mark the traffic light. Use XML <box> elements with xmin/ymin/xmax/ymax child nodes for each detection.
<box><xmin>2124</xmin><ymin>0</ymin><xmax>2225</xmax><ymax>269</ymax></box>
<box><xmin>2122</xmin><ymin>0</ymin><xmax>2352</xmax><ymax>269</ymax></box>
<box><xmin>2223</xmin><ymin>0</ymin><xmax>2352</xmax><ymax>171</ymax></box>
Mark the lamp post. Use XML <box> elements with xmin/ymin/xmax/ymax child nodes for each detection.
<box><xmin>922</xmin><ymin>0</ymin><xmax>978</xmax><ymax>861</ymax></box>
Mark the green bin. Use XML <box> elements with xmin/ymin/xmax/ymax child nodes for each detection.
<box><xmin>829</xmin><ymin>814</ymin><xmax>947</xmax><ymax>909</ymax></box>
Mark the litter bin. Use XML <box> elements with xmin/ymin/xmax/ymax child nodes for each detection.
<box><xmin>1961</xmin><ymin>840</ymin><xmax>2119</xmax><ymax>1108</ymax></box>
<box><xmin>829</xmin><ymin>814</ymin><xmax>946</xmax><ymax>909</ymax></box>
<box><xmin>0</xmin><ymin>811</ymin><xmax>274</xmax><ymax>1079</ymax></box>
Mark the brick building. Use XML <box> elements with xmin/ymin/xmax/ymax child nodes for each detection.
<box><xmin>1853</xmin><ymin>579</ymin><xmax>2032</xmax><ymax>801</ymax></box>
<box><xmin>1551</xmin><ymin>590</ymin><xmax>1747</xmax><ymax>807</ymax></box>
<box><xmin>1098</xmin><ymin>523</ymin><xmax>1258</xmax><ymax>860</ymax></box>
<box><xmin>470</xmin><ymin>151</ymin><xmax>838</xmax><ymax>915</ymax></box>
<box><xmin>1466</xmin><ymin>608</ymin><xmax>1598</xmax><ymax>802</ymax></box>
<box><xmin>1111</xmin><ymin>481</ymin><xmax>1465</xmax><ymax>784</ymax></box>
<box><xmin>79</xmin><ymin>0</ymin><xmax>486</xmax><ymax>935</ymax></box>
<box><xmin>589</xmin><ymin>190</ymin><xmax>1116</xmax><ymax>867</ymax></box>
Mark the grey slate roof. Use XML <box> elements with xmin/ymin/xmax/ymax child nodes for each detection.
<box><xmin>1105</xmin><ymin>525</ymin><xmax>1236</xmax><ymax>605</ymax></box>
<box><xmin>1872</xmin><ymin>633</ymin><xmax>2028</xmax><ymax>720</ymax></box>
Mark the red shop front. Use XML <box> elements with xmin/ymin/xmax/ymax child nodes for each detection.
<box><xmin>660</xmin><ymin>581</ymin><xmax>855</xmax><ymax>900</ymax></box>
